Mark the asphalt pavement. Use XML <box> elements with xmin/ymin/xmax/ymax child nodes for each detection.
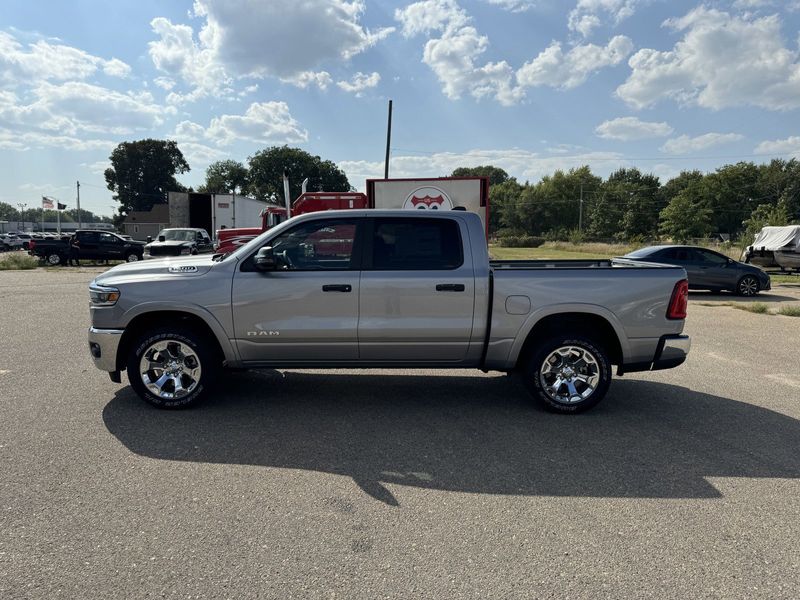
<box><xmin>1</xmin><ymin>269</ymin><xmax>799</xmax><ymax>599</ymax></box>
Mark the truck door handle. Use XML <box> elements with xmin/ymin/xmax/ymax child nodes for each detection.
<box><xmin>322</xmin><ymin>284</ymin><xmax>352</xmax><ymax>292</ymax></box>
<box><xmin>436</xmin><ymin>283</ymin><xmax>465</xmax><ymax>292</ymax></box>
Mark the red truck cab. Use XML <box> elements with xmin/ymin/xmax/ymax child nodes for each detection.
<box><xmin>215</xmin><ymin>192</ymin><xmax>367</xmax><ymax>254</ymax></box>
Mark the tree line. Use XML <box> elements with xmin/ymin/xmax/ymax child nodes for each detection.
<box><xmin>99</xmin><ymin>139</ymin><xmax>798</xmax><ymax>244</ymax></box>
<box><xmin>454</xmin><ymin>161</ymin><xmax>800</xmax><ymax>244</ymax></box>
<box><xmin>0</xmin><ymin>204</ymin><xmax>111</xmax><ymax>227</ymax></box>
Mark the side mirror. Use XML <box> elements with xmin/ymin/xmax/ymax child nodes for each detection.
<box><xmin>146</xmin><ymin>236</ymin><xmax>152</xmax><ymax>243</ymax></box>
<box><xmin>158</xmin><ymin>235</ymin><xmax>166</xmax><ymax>242</ymax></box>
<box><xmin>254</xmin><ymin>246</ymin><xmax>276</xmax><ymax>271</ymax></box>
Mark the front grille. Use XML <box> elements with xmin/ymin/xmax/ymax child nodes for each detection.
<box><xmin>148</xmin><ymin>246</ymin><xmax>181</xmax><ymax>256</ymax></box>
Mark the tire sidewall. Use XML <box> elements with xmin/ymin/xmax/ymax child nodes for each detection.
<box><xmin>737</xmin><ymin>275</ymin><xmax>759</xmax><ymax>296</ymax></box>
<box><xmin>524</xmin><ymin>335</ymin><xmax>611</xmax><ymax>414</ymax></box>
<box><xmin>126</xmin><ymin>328</ymin><xmax>216</xmax><ymax>409</ymax></box>
<box><xmin>47</xmin><ymin>252</ymin><xmax>62</xmax><ymax>265</ymax></box>
<box><xmin>126</xmin><ymin>253</ymin><xmax>139</xmax><ymax>262</ymax></box>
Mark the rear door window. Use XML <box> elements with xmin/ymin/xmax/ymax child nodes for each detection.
<box><xmin>369</xmin><ymin>218</ymin><xmax>463</xmax><ymax>270</ymax></box>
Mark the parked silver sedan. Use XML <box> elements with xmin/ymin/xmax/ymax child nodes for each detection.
<box><xmin>624</xmin><ymin>245</ymin><xmax>771</xmax><ymax>296</ymax></box>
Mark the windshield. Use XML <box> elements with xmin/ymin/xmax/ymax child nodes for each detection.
<box><xmin>157</xmin><ymin>229</ymin><xmax>196</xmax><ymax>242</ymax></box>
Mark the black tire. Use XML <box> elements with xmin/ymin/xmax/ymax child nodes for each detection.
<box><xmin>521</xmin><ymin>334</ymin><xmax>612</xmax><ymax>414</ymax></box>
<box><xmin>126</xmin><ymin>327</ymin><xmax>219</xmax><ymax>409</ymax></box>
<box><xmin>125</xmin><ymin>252</ymin><xmax>140</xmax><ymax>262</ymax></box>
<box><xmin>46</xmin><ymin>252</ymin><xmax>64</xmax><ymax>266</ymax></box>
<box><xmin>737</xmin><ymin>275</ymin><xmax>759</xmax><ymax>296</ymax></box>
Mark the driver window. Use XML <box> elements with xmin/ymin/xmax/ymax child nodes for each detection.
<box><xmin>267</xmin><ymin>219</ymin><xmax>357</xmax><ymax>270</ymax></box>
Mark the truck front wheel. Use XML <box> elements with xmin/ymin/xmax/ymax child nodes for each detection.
<box><xmin>522</xmin><ymin>334</ymin><xmax>611</xmax><ymax>414</ymax></box>
<box><xmin>126</xmin><ymin>327</ymin><xmax>219</xmax><ymax>409</ymax></box>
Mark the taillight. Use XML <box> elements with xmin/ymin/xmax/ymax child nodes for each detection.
<box><xmin>667</xmin><ymin>279</ymin><xmax>689</xmax><ymax>320</ymax></box>
<box><xmin>29</xmin><ymin>240</ymin><xmax>35</xmax><ymax>250</ymax></box>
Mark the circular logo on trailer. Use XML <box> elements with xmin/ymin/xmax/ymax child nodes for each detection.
<box><xmin>403</xmin><ymin>186</ymin><xmax>453</xmax><ymax>210</ymax></box>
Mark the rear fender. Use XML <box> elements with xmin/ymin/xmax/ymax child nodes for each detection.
<box><xmin>506</xmin><ymin>303</ymin><xmax>629</xmax><ymax>368</ymax></box>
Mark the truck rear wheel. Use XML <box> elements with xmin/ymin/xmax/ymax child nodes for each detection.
<box><xmin>126</xmin><ymin>327</ymin><xmax>219</xmax><ymax>409</ymax></box>
<box><xmin>522</xmin><ymin>334</ymin><xmax>611</xmax><ymax>414</ymax></box>
<box><xmin>46</xmin><ymin>252</ymin><xmax>63</xmax><ymax>266</ymax></box>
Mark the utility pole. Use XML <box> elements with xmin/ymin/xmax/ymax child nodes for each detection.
<box><xmin>578</xmin><ymin>183</ymin><xmax>584</xmax><ymax>232</ymax></box>
<box><xmin>76</xmin><ymin>180</ymin><xmax>82</xmax><ymax>230</ymax></box>
<box><xmin>384</xmin><ymin>99</ymin><xmax>393</xmax><ymax>179</ymax></box>
<box><xmin>17</xmin><ymin>203</ymin><xmax>26</xmax><ymax>232</ymax></box>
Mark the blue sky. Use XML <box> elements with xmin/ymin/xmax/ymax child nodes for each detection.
<box><xmin>1</xmin><ymin>0</ymin><xmax>799</xmax><ymax>217</ymax></box>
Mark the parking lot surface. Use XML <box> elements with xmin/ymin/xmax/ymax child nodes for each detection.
<box><xmin>1</xmin><ymin>269</ymin><xmax>799</xmax><ymax>598</ymax></box>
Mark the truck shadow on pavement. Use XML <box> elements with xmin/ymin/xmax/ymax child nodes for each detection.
<box><xmin>103</xmin><ymin>372</ymin><xmax>800</xmax><ymax>506</ymax></box>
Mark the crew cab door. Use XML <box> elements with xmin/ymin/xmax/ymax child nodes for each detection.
<box><xmin>98</xmin><ymin>232</ymin><xmax>125</xmax><ymax>259</ymax></box>
<box><xmin>231</xmin><ymin>218</ymin><xmax>362</xmax><ymax>363</ymax></box>
<box><xmin>358</xmin><ymin>216</ymin><xmax>475</xmax><ymax>363</ymax></box>
<box><xmin>75</xmin><ymin>231</ymin><xmax>100</xmax><ymax>260</ymax></box>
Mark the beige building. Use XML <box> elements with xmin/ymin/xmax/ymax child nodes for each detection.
<box><xmin>122</xmin><ymin>204</ymin><xmax>170</xmax><ymax>241</ymax></box>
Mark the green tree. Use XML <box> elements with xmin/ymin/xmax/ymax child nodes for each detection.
<box><xmin>199</xmin><ymin>160</ymin><xmax>249</xmax><ymax>193</ymax></box>
<box><xmin>586</xmin><ymin>192</ymin><xmax>622</xmax><ymax>240</ymax></box>
<box><xmin>659</xmin><ymin>188</ymin><xmax>712</xmax><ymax>243</ymax></box>
<box><xmin>602</xmin><ymin>168</ymin><xmax>661</xmax><ymax>240</ymax></box>
<box><xmin>0</xmin><ymin>202</ymin><xmax>20</xmax><ymax>221</ymax></box>
<box><xmin>741</xmin><ymin>200</ymin><xmax>791</xmax><ymax>245</ymax></box>
<box><xmin>488</xmin><ymin>179</ymin><xmax>523</xmax><ymax>235</ymax></box>
<box><xmin>450</xmin><ymin>165</ymin><xmax>510</xmax><ymax>186</ymax></box>
<box><xmin>246</xmin><ymin>146</ymin><xmax>350</xmax><ymax>203</ymax></box>
<box><xmin>104</xmin><ymin>139</ymin><xmax>190</xmax><ymax>214</ymax></box>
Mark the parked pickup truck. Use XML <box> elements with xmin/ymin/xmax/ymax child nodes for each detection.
<box><xmin>30</xmin><ymin>230</ymin><xmax>145</xmax><ymax>265</ymax></box>
<box><xmin>144</xmin><ymin>228</ymin><xmax>214</xmax><ymax>258</ymax></box>
<box><xmin>87</xmin><ymin>210</ymin><xmax>690</xmax><ymax>413</ymax></box>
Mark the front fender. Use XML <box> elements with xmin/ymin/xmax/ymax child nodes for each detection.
<box><xmin>121</xmin><ymin>301</ymin><xmax>240</xmax><ymax>364</ymax></box>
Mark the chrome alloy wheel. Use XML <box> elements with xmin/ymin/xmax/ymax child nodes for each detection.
<box><xmin>539</xmin><ymin>345</ymin><xmax>600</xmax><ymax>404</ymax></box>
<box><xmin>738</xmin><ymin>276</ymin><xmax>758</xmax><ymax>296</ymax></box>
<box><xmin>139</xmin><ymin>340</ymin><xmax>202</xmax><ymax>400</ymax></box>
<box><xmin>47</xmin><ymin>253</ymin><xmax>61</xmax><ymax>265</ymax></box>
<box><xmin>127</xmin><ymin>253</ymin><xmax>139</xmax><ymax>262</ymax></box>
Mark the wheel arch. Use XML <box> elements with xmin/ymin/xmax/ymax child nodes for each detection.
<box><xmin>116</xmin><ymin>307</ymin><xmax>236</xmax><ymax>371</ymax></box>
<box><xmin>513</xmin><ymin>309</ymin><xmax>625</xmax><ymax>370</ymax></box>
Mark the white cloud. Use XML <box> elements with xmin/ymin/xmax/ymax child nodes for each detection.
<box><xmin>0</xmin><ymin>31</ymin><xmax>131</xmax><ymax>83</ymax></box>
<box><xmin>754</xmin><ymin>136</ymin><xmax>800</xmax><ymax>158</ymax></box>
<box><xmin>337</xmin><ymin>71</ymin><xmax>381</xmax><ymax>95</ymax></box>
<box><xmin>396</xmin><ymin>0</ymin><xmax>468</xmax><ymax>37</ymax></box>
<box><xmin>148</xmin><ymin>17</ymin><xmax>231</xmax><ymax>100</ymax></box>
<box><xmin>595</xmin><ymin>116</ymin><xmax>673</xmax><ymax>140</ymax></box>
<box><xmin>282</xmin><ymin>71</ymin><xmax>333</xmax><ymax>90</ymax></box>
<box><xmin>178</xmin><ymin>142</ymin><xmax>229</xmax><ymax>166</ymax></box>
<box><xmin>660</xmin><ymin>132</ymin><xmax>744</xmax><ymax>155</ymax></box>
<box><xmin>617</xmin><ymin>8</ymin><xmax>800</xmax><ymax>110</ymax></box>
<box><xmin>102</xmin><ymin>58</ymin><xmax>132</xmax><ymax>78</ymax></box>
<box><xmin>517</xmin><ymin>35</ymin><xmax>633</xmax><ymax>89</ymax></box>
<box><xmin>173</xmin><ymin>120</ymin><xmax>206</xmax><ymax>142</ymax></box>
<box><xmin>33</xmin><ymin>82</ymin><xmax>168</xmax><ymax>134</ymax></box>
<box><xmin>148</xmin><ymin>1</ymin><xmax>393</xmax><ymax>100</ymax></box>
<box><xmin>0</xmin><ymin>128</ymin><xmax>113</xmax><ymax>152</ymax></box>
<box><xmin>81</xmin><ymin>160</ymin><xmax>110</xmax><ymax>175</ymax></box>
<box><xmin>153</xmin><ymin>76</ymin><xmax>176</xmax><ymax>90</ymax></box>
<box><xmin>568</xmin><ymin>0</ymin><xmax>641</xmax><ymax>38</ymax></box>
<box><xmin>396</xmin><ymin>0</ymin><xmax>523</xmax><ymax>105</ymax></box>
<box><xmin>484</xmin><ymin>0</ymin><xmax>536</xmax><ymax>12</ymax></box>
<box><xmin>205</xmin><ymin>101</ymin><xmax>308</xmax><ymax>146</ymax></box>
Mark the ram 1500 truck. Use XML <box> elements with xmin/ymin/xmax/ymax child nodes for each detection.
<box><xmin>87</xmin><ymin>210</ymin><xmax>690</xmax><ymax>413</ymax></box>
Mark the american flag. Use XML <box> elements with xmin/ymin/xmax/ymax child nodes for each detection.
<box><xmin>42</xmin><ymin>196</ymin><xmax>54</xmax><ymax>209</ymax></box>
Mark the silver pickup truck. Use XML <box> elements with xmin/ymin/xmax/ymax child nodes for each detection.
<box><xmin>88</xmin><ymin>210</ymin><xmax>690</xmax><ymax>413</ymax></box>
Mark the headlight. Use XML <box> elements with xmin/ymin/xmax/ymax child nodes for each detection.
<box><xmin>89</xmin><ymin>283</ymin><xmax>120</xmax><ymax>306</ymax></box>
